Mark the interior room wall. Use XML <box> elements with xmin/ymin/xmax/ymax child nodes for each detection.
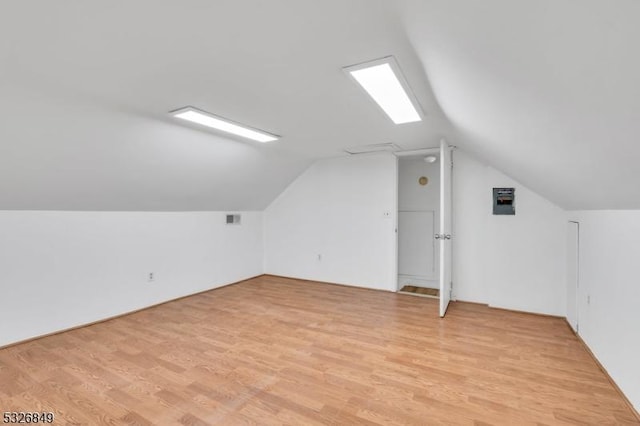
<box><xmin>567</xmin><ymin>210</ymin><xmax>640</xmax><ymax>412</ymax></box>
<box><xmin>264</xmin><ymin>153</ymin><xmax>397</xmax><ymax>291</ymax></box>
<box><xmin>397</xmin><ymin>158</ymin><xmax>440</xmax><ymax>289</ymax></box>
<box><xmin>0</xmin><ymin>210</ymin><xmax>263</xmax><ymax>347</ymax></box>
<box><xmin>452</xmin><ymin>150</ymin><xmax>567</xmax><ymax>316</ymax></box>
<box><xmin>263</xmin><ymin>148</ymin><xmax>566</xmax><ymax>315</ymax></box>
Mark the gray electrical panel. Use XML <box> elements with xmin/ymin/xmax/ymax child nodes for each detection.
<box><xmin>493</xmin><ymin>188</ymin><xmax>515</xmax><ymax>215</ymax></box>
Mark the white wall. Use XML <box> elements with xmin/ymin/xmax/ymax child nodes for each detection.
<box><xmin>264</xmin><ymin>153</ymin><xmax>397</xmax><ymax>291</ymax></box>
<box><xmin>453</xmin><ymin>150</ymin><xmax>566</xmax><ymax>316</ymax></box>
<box><xmin>263</xmin><ymin>149</ymin><xmax>567</xmax><ymax>315</ymax></box>
<box><xmin>567</xmin><ymin>210</ymin><xmax>640</xmax><ymax>411</ymax></box>
<box><xmin>398</xmin><ymin>158</ymin><xmax>440</xmax><ymax>212</ymax></box>
<box><xmin>0</xmin><ymin>211</ymin><xmax>263</xmax><ymax>347</ymax></box>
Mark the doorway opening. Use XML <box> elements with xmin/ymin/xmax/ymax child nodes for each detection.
<box><xmin>395</xmin><ymin>140</ymin><xmax>453</xmax><ymax>316</ymax></box>
<box><xmin>396</xmin><ymin>154</ymin><xmax>440</xmax><ymax>299</ymax></box>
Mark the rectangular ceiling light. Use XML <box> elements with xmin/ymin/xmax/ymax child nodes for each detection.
<box><xmin>344</xmin><ymin>56</ymin><xmax>423</xmax><ymax>124</ymax></box>
<box><xmin>170</xmin><ymin>106</ymin><xmax>279</xmax><ymax>143</ymax></box>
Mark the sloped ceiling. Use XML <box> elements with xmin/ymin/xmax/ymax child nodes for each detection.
<box><xmin>0</xmin><ymin>0</ymin><xmax>453</xmax><ymax>211</ymax></box>
<box><xmin>398</xmin><ymin>0</ymin><xmax>640</xmax><ymax>209</ymax></box>
<box><xmin>1</xmin><ymin>1</ymin><xmax>639</xmax><ymax>210</ymax></box>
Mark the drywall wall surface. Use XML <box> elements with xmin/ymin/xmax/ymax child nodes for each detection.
<box><xmin>453</xmin><ymin>150</ymin><xmax>566</xmax><ymax>316</ymax></box>
<box><xmin>0</xmin><ymin>211</ymin><xmax>263</xmax><ymax>347</ymax></box>
<box><xmin>264</xmin><ymin>149</ymin><xmax>566</xmax><ymax>314</ymax></box>
<box><xmin>568</xmin><ymin>210</ymin><xmax>640</xmax><ymax>412</ymax></box>
<box><xmin>264</xmin><ymin>153</ymin><xmax>397</xmax><ymax>291</ymax></box>
<box><xmin>398</xmin><ymin>158</ymin><xmax>440</xmax><ymax>212</ymax></box>
<box><xmin>451</xmin><ymin>150</ymin><xmax>489</xmax><ymax>304</ymax></box>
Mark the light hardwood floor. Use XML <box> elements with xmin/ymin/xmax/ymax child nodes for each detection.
<box><xmin>1</xmin><ymin>275</ymin><xmax>638</xmax><ymax>425</ymax></box>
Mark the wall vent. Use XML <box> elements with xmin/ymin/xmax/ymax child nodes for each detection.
<box><xmin>344</xmin><ymin>142</ymin><xmax>401</xmax><ymax>155</ymax></box>
<box><xmin>226</xmin><ymin>214</ymin><xmax>241</xmax><ymax>225</ymax></box>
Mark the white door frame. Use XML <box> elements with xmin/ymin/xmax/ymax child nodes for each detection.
<box><xmin>393</xmin><ymin>144</ymin><xmax>454</xmax><ymax>318</ymax></box>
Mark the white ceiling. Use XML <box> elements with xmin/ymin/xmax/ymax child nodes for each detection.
<box><xmin>399</xmin><ymin>0</ymin><xmax>640</xmax><ymax>209</ymax></box>
<box><xmin>1</xmin><ymin>1</ymin><xmax>639</xmax><ymax>210</ymax></box>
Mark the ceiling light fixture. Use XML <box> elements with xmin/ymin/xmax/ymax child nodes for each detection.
<box><xmin>424</xmin><ymin>155</ymin><xmax>438</xmax><ymax>163</ymax></box>
<box><xmin>344</xmin><ymin>56</ymin><xmax>423</xmax><ymax>124</ymax></box>
<box><xmin>170</xmin><ymin>106</ymin><xmax>279</xmax><ymax>143</ymax></box>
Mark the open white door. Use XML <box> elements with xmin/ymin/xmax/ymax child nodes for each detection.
<box><xmin>438</xmin><ymin>139</ymin><xmax>453</xmax><ymax>317</ymax></box>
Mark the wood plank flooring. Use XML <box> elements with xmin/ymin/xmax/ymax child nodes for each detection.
<box><xmin>1</xmin><ymin>275</ymin><xmax>637</xmax><ymax>425</ymax></box>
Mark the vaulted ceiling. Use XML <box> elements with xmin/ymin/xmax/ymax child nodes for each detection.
<box><xmin>399</xmin><ymin>0</ymin><xmax>640</xmax><ymax>209</ymax></box>
<box><xmin>1</xmin><ymin>1</ymin><xmax>638</xmax><ymax>210</ymax></box>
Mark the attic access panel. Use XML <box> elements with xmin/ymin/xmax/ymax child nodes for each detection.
<box><xmin>493</xmin><ymin>188</ymin><xmax>515</xmax><ymax>215</ymax></box>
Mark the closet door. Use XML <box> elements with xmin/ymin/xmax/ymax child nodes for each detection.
<box><xmin>439</xmin><ymin>139</ymin><xmax>453</xmax><ymax>317</ymax></box>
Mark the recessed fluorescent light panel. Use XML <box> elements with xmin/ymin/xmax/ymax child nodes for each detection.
<box><xmin>344</xmin><ymin>56</ymin><xmax>423</xmax><ymax>124</ymax></box>
<box><xmin>170</xmin><ymin>107</ymin><xmax>279</xmax><ymax>143</ymax></box>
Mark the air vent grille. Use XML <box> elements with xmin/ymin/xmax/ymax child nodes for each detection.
<box><xmin>226</xmin><ymin>214</ymin><xmax>241</xmax><ymax>225</ymax></box>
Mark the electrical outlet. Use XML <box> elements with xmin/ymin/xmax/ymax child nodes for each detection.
<box><xmin>148</xmin><ymin>272</ymin><xmax>155</xmax><ymax>282</ymax></box>
<box><xmin>382</xmin><ymin>211</ymin><xmax>391</xmax><ymax>219</ymax></box>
